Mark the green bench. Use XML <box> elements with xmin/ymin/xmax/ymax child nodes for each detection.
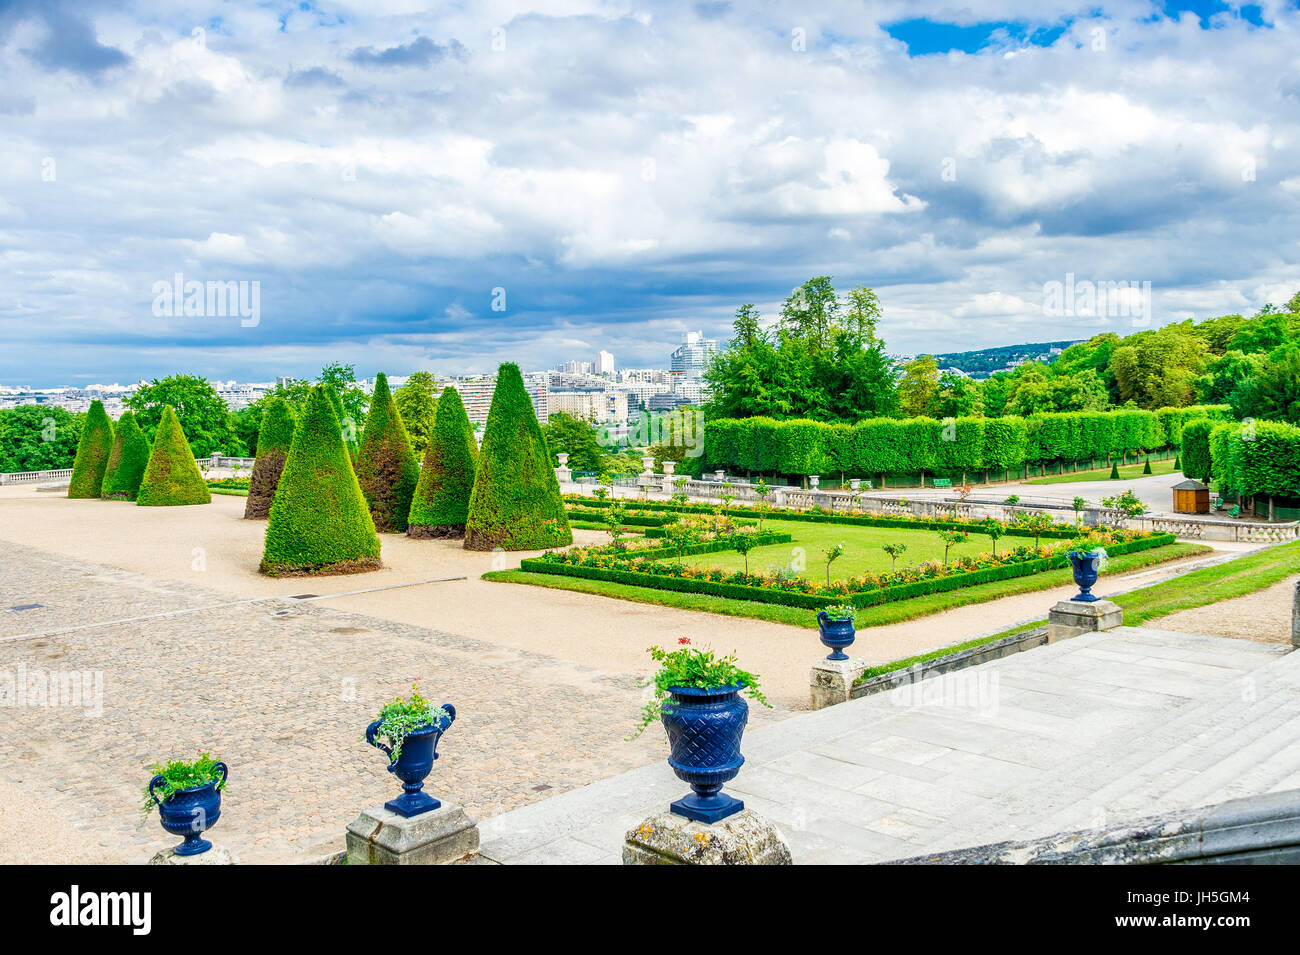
<box><xmin>932</xmin><ymin>478</ymin><xmax>952</xmax><ymax>489</ymax></box>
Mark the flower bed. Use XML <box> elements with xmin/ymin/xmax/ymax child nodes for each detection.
<box><xmin>521</xmin><ymin>530</ymin><xmax>1177</xmax><ymax>611</ymax></box>
<box><xmin>561</xmin><ymin>494</ymin><xmax>1085</xmax><ymax>540</ymax></box>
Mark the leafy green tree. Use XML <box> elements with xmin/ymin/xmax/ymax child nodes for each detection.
<box><xmin>67</xmin><ymin>400</ymin><xmax>114</xmax><ymax>498</ymax></box>
<box><xmin>1229</xmin><ymin>344</ymin><xmax>1300</xmax><ymax>425</ymax></box>
<box><xmin>101</xmin><ymin>412</ymin><xmax>150</xmax><ymax>500</ymax></box>
<box><xmin>780</xmin><ymin>276</ymin><xmax>840</xmax><ymax>347</ymax></box>
<box><xmin>0</xmin><ymin>405</ymin><xmax>82</xmax><ymax>472</ymax></box>
<box><xmin>136</xmin><ymin>405</ymin><xmax>211</xmax><ymax>506</ymax></box>
<box><xmin>243</xmin><ymin>397</ymin><xmax>296</xmax><ymax>519</ymax></box>
<box><xmin>260</xmin><ymin>386</ymin><xmax>381</xmax><ymax>576</ymax></box>
<box><xmin>464</xmin><ymin>363</ymin><xmax>572</xmax><ymax>551</ymax></box>
<box><xmin>394</xmin><ymin>371</ymin><xmax>438</xmax><ymax>458</ymax></box>
<box><xmin>318</xmin><ymin>362</ymin><xmax>370</xmax><ymax>432</ymax></box>
<box><xmin>542</xmin><ymin>411</ymin><xmax>607</xmax><ymax>472</ymax></box>
<box><xmin>125</xmin><ymin>374</ymin><xmax>238</xmax><ymax>456</ymax></box>
<box><xmin>897</xmin><ymin>355</ymin><xmax>940</xmax><ymax>417</ymax></box>
<box><xmin>354</xmin><ymin>372</ymin><xmax>420</xmax><ymax>532</ymax></box>
<box><xmin>931</xmin><ymin>372</ymin><xmax>985</xmax><ymax>418</ymax></box>
<box><xmin>408</xmin><ymin>387</ymin><xmax>478</xmax><ymax>537</ymax></box>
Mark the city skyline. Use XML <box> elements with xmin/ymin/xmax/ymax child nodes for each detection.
<box><xmin>3</xmin><ymin>3</ymin><xmax>1297</xmax><ymax>384</ymax></box>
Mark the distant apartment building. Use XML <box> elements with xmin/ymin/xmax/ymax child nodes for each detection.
<box><xmin>594</xmin><ymin>350</ymin><xmax>615</xmax><ymax>375</ymax></box>
<box><xmin>448</xmin><ymin>374</ymin><xmax>549</xmax><ymax>426</ymax></box>
<box><xmin>670</xmin><ymin>331</ymin><xmax>717</xmax><ymax>378</ymax></box>
<box><xmin>548</xmin><ymin>387</ymin><xmax>629</xmax><ymax>423</ymax></box>
<box><xmin>558</xmin><ymin>359</ymin><xmax>593</xmax><ymax>375</ymax></box>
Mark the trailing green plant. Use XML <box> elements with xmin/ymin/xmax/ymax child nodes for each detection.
<box><xmin>631</xmin><ymin>638</ymin><xmax>769</xmax><ymax>737</ymax></box>
<box><xmin>821</xmin><ymin>603</ymin><xmax>855</xmax><ymax>620</ymax></box>
<box><xmin>139</xmin><ymin>751</ymin><xmax>226</xmax><ymax>825</ymax></box>
<box><xmin>368</xmin><ymin>682</ymin><xmax>451</xmax><ymax>763</ymax></box>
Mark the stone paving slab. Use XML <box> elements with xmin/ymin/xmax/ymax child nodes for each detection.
<box><xmin>478</xmin><ymin>626</ymin><xmax>1294</xmax><ymax>864</ymax></box>
<box><xmin>0</xmin><ymin>542</ymin><xmax>787</xmax><ymax>863</ymax></box>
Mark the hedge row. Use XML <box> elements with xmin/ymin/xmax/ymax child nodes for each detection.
<box><xmin>520</xmin><ymin>533</ymin><xmax>1177</xmax><ymax>611</ymax></box>
<box><xmin>564</xmin><ymin>495</ymin><xmax>1084</xmax><ymax>540</ymax></box>
<box><xmin>701</xmin><ymin>407</ymin><xmax>1231</xmax><ymax>477</ymax></box>
<box><xmin>565</xmin><ymin>508</ymin><xmax>676</xmax><ymax>527</ymax></box>
<box><xmin>1209</xmin><ymin>421</ymin><xmax>1300</xmax><ymax>498</ymax></box>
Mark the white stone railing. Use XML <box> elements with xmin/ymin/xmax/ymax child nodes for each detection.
<box><xmin>0</xmin><ymin>468</ymin><xmax>73</xmax><ymax>485</ymax></box>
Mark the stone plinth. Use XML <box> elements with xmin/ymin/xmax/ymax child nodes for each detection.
<box><xmin>346</xmin><ymin>804</ymin><xmax>479</xmax><ymax>865</ymax></box>
<box><xmin>1048</xmin><ymin>598</ymin><xmax>1122</xmax><ymax>643</ymax></box>
<box><xmin>149</xmin><ymin>845</ymin><xmax>237</xmax><ymax>865</ymax></box>
<box><xmin>623</xmin><ymin>809</ymin><xmax>792</xmax><ymax>865</ymax></box>
<box><xmin>810</xmin><ymin>656</ymin><xmax>868</xmax><ymax>710</ymax></box>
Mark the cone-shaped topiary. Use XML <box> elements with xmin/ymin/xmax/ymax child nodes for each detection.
<box><xmin>244</xmin><ymin>397</ymin><xmax>296</xmax><ymax>519</ymax></box>
<box><xmin>355</xmin><ymin>372</ymin><xmax>420</xmax><ymax>532</ymax></box>
<box><xmin>464</xmin><ymin>363</ymin><xmax>572</xmax><ymax>551</ymax></box>
<box><xmin>327</xmin><ymin>386</ymin><xmax>359</xmax><ymax>462</ymax></box>
<box><xmin>67</xmin><ymin>400</ymin><xmax>115</xmax><ymax>498</ymax></box>
<box><xmin>100</xmin><ymin>412</ymin><xmax>150</xmax><ymax>500</ymax></box>
<box><xmin>408</xmin><ymin>387</ymin><xmax>478</xmax><ymax>538</ymax></box>
<box><xmin>1142</xmin><ymin>457</ymin><xmax>1153</xmax><ymax>474</ymax></box>
<box><xmin>136</xmin><ymin>405</ymin><xmax>212</xmax><ymax>506</ymax></box>
<box><xmin>260</xmin><ymin>386</ymin><xmax>381</xmax><ymax>576</ymax></box>
<box><xmin>1174</xmin><ymin>455</ymin><xmax>1181</xmax><ymax>471</ymax></box>
<box><xmin>1109</xmin><ymin>462</ymin><xmax>1121</xmax><ymax>480</ymax></box>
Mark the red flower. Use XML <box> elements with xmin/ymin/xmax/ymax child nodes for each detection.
<box><xmin>678</xmin><ymin>637</ymin><xmax>692</xmax><ymax>645</ymax></box>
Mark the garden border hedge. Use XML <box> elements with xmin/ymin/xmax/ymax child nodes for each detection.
<box><xmin>520</xmin><ymin>533</ymin><xmax>1176</xmax><ymax>611</ymax></box>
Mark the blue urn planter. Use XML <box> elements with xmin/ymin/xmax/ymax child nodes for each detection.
<box><xmin>366</xmin><ymin>705</ymin><xmax>456</xmax><ymax>818</ymax></box>
<box><xmin>149</xmin><ymin>762</ymin><xmax>228</xmax><ymax>856</ymax></box>
<box><xmin>662</xmin><ymin>684</ymin><xmax>748</xmax><ymax>824</ymax></box>
<box><xmin>816</xmin><ymin>612</ymin><xmax>856</xmax><ymax>661</ymax></box>
<box><xmin>1066</xmin><ymin>550</ymin><xmax>1102</xmax><ymax>602</ymax></box>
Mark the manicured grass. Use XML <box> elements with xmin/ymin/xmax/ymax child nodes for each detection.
<box><xmin>857</xmin><ymin>624</ymin><xmax>1047</xmax><ymax>680</ymax></box>
<box><xmin>884</xmin><ymin>540</ymin><xmax>1300</xmax><ymax>674</ymax></box>
<box><xmin>1023</xmin><ymin>459</ymin><xmax>1177</xmax><ymax>485</ymax></box>
<box><xmin>208</xmin><ymin>486</ymin><xmax>249</xmax><ymax>497</ymax></box>
<box><xmin>672</xmin><ymin>518</ymin><xmax>1025</xmax><ymax>582</ymax></box>
<box><xmin>1115</xmin><ymin>539</ymin><xmax>1300</xmax><ymax>626</ymax></box>
<box><xmin>484</xmin><ymin>541</ymin><xmax>1207</xmax><ymax>629</ymax></box>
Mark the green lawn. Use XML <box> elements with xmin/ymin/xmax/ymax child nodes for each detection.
<box><xmin>484</xmin><ymin>541</ymin><xmax>1206</xmax><ymax>629</ymax></box>
<box><xmin>867</xmin><ymin>539</ymin><xmax>1300</xmax><ymax>676</ymax></box>
<box><xmin>669</xmin><ymin>518</ymin><xmax>1030</xmax><ymax>583</ymax></box>
<box><xmin>1023</xmin><ymin>459</ymin><xmax>1178</xmax><ymax>485</ymax></box>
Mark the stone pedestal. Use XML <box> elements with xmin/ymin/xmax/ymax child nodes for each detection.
<box><xmin>346</xmin><ymin>804</ymin><xmax>479</xmax><ymax>865</ymax></box>
<box><xmin>149</xmin><ymin>845</ymin><xmax>237</xmax><ymax>865</ymax></box>
<box><xmin>1048</xmin><ymin>599</ymin><xmax>1122</xmax><ymax>643</ymax></box>
<box><xmin>1292</xmin><ymin>581</ymin><xmax>1299</xmax><ymax>649</ymax></box>
<box><xmin>554</xmin><ymin>453</ymin><xmax>572</xmax><ymax>486</ymax></box>
<box><xmin>809</xmin><ymin>657</ymin><xmax>868</xmax><ymax>710</ymax></box>
<box><xmin>623</xmin><ymin>809</ymin><xmax>792</xmax><ymax>865</ymax></box>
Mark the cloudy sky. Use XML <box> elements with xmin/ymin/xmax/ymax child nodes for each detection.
<box><xmin>1</xmin><ymin>0</ymin><xmax>1298</xmax><ymax>385</ymax></box>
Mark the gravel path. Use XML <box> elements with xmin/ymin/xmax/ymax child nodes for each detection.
<box><xmin>1154</xmin><ymin>575</ymin><xmax>1299</xmax><ymax>645</ymax></box>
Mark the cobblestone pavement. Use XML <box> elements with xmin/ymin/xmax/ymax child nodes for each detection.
<box><xmin>0</xmin><ymin>542</ymin><xmax>788</xmax><ymax>863</ymax></box>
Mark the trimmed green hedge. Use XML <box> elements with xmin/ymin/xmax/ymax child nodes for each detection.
<box><xmin>1179</xmin><ymin>419</ymin><xmax>1214</xmax><ymax>484</ymax></box>
<box><xmin>464</xmin><ymin>363</ymin><xmax>572</xmax><ymax>551</ymax></box>
<box><xmin>408</xmin><ymin>386</ymin><xmax>478</xmax><ymax>535</ymax></box>
<box><xmin>1209</xmin><ymin>420</ymin><xmax>1300</xmax><ymax>498</ymax></box>
<box><xmin>136</xmin><ymin>405</ymin><xmax>211</xmax><ymax>507</ymax></box>
<box><xmin>520</xmin><ymin>533</ymin><xmax>1177</xmax><ymax>611</ymax></box>
<box><xmin>699</xmin><ymin>406</ymin><xmax>1231</xmax><ymax>477</ymax></box>
<box><xmin>355</xmin><ymin>372</ymin><xmax>420</xmax><ymax>532</ymax></box>
<box><xmin>261</xmin><ymin>385</ymin><xmax>381</xmax><ymax>576</ymax></box>
<box><xmin>100</xmin><ymin>411</ymin><xmax>149</xmax><ymax>501</ymax></box>
<box><xmin>67</xmin><ymin>400</ymin><xmax>114</xmax><ymax>499</ymax></box>
<box><xmin>244</xmin><ymin>397</ymin><xmax>295</xmax><ymax>519</ymax></box>
<box><xmin>564</xmin><ymin>495</ymin><xmax>1083</xmax><ymax>540</ymax></box>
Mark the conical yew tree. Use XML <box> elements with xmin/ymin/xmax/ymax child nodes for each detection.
<box><xmin>408</xmin><ymin>386</ymin><xmax>478</xmax><ymax>538</ymax></box>
<box><xmin>327</xmin><ymin>387</ymin><xmax>359</xmax><ymax>462</ymax></box>
<box><xmin>67</xmin><ymin>400</ymin><xmax>115</xmax><ymax>498</ymax></box>
<box><xmin>136</xmin><ymin>405</ymin><xmax>212</xmax><ymax>506</ymax></box>
<box><xmin>355</xmin><ymin>372</ymin><xmax>419</xmax><ymax>532</ymax></box>
<box><xmin>100</xmin><ymin>411</ymin><xmax>150</xmax><ymax>500</ymax></box>
<box><xmin>244</xmin><ymin>397</ymin><xmax>296</xmax><ymax>519</ymax></box>
<box><xmin>260</xmin><ymin>385</ymin><xmax>381</xmax><ymax>576</ymax></box>
<box><xmin>464</xmin><ymin>363</ymin><xmax>572</xmax><ymax>550</ymax></box>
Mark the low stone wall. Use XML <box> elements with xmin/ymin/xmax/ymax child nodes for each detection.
<box><xmin>889</xmin><ymin>787</ymin><xmax>1300</xmax><ymax>864</ymax></box>
<box><xmin>851</xmin><ymin>626</ymin><xmax>1050</xmax><ymax>701</ymax></box>
<box><xmin>0</xmin><ymin>468</ymin><xmax>73</xmax><ymax>485</ymax></box>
